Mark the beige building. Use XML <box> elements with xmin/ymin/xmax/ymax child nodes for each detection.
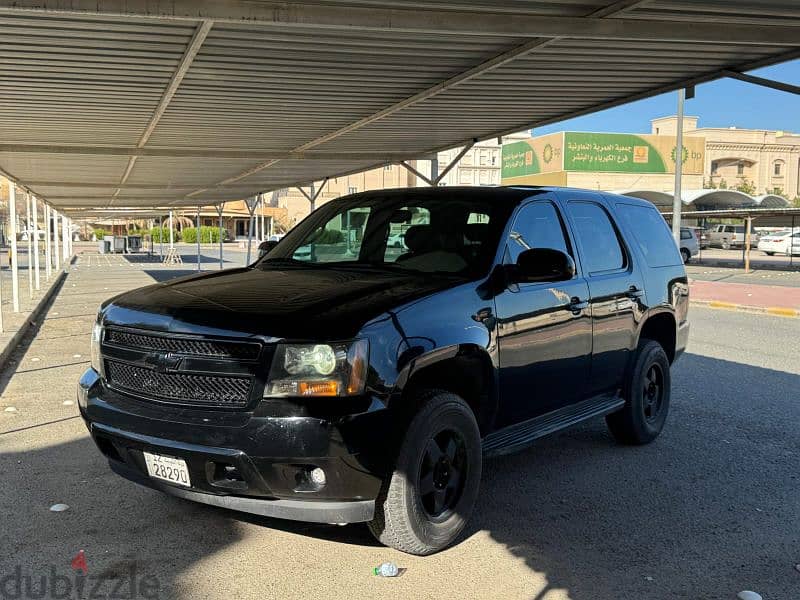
<box><xmin>651</xmin><ymin>116</ymin><xmax>800</xmax><ymax>199</ymax></box>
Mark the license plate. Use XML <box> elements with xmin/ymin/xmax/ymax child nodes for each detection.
<box><xmin>143</xmin><ymin>451</ymin><xmax>191</xmax><ymax>487</ymax></box>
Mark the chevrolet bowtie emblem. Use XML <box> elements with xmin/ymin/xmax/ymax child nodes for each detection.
<box><xmin>144</xmin><ymin>352</ymin><xmax>183</xmax><ymax>373</ymax></box>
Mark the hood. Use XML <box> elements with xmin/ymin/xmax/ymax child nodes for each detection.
<box><xmin>101</xmin><ymin>266</ymin><xmax>459</xmax><ymax>340</ymax></box>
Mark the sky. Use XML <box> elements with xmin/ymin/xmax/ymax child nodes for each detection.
<box><xmin>532</xmin><ymin>59</ymin><xmax>800</xmax><ymax>136</ymax></box>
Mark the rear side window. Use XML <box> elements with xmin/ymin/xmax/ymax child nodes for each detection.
<box><xmin>568</xmin><ymin>201</ymin><xmax>625</xmax><ymax>274</ymax></box>
<box><xmin>680</xmin><ymin>229</ymin><xmax>693</xmax><ymax>240</ymax></box>
<box><xmin>615</xmin><ymin>203</ymin><xmax>681</xmax><ymax>268</ymax></box>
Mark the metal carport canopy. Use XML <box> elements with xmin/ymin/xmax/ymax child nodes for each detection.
<box><xmin>1</xmin><ymin>0</ymin><xmax>799</xmax><ymax>214</ymax></box>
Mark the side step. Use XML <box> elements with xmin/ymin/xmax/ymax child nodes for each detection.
<box><xmin>482</xmin><ymin>394</ymin><xmax>625</xmax><ymax>457</ymax></box>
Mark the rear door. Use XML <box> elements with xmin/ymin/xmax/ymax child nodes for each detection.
<box><xmin>560</xmin><ymin>194</ymin><xmax>643</xmax><ymax>396</ymax></box>
<box><xmin>494</xmin><ymin>197</ymin><xmax>592</xmax><ymax>426</ymax></box>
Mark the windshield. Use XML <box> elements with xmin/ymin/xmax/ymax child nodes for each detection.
<box><xmin>258</xmin><ymin>191</ymin><xmax>515</xmax><ymax>277</ymax></box>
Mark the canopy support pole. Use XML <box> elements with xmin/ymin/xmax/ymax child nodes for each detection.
<box><xmin>196</xmin><ymin>205</ymin><xmax>201</xmax><ymax>271</ymax></box>
<box><xmin>245</xmin><ymin>196</ymin><xmax>258</xmax><ymax>265</ymax></box>
<box><xmin>744</xmin><ymin>216</ymin><xmax>753</xmax><ymax>273</ymax></box>
<box><xmin>26</xmin><ymin>193</ymin><xmax>33</xmax><ymax>298</ymax></box>
<box><xmin>32</xmin><ymin>194</ymin><xmax>40</xmax><ymax>291</ymax></box>
<box><xmin>9</xmin><ymin>183</ymin><xmax>19</xmax><ymax>312</ymax></box>
<box><xmin>53</xmin><ymin>208</ymin><xmax>60</xmax><ymax>271</ymax></box>
<box><xmin>44</xmin><ymin>203</ymin><xmax>51</xmax><ymax>280</ymax></box>
<box><xmin>297</xmin><ymin>178</ymin><xmax>328</xmax><ymax>211</ymax></box>
<box><xmin>216</xmin><ymin>203</ymin><xmax>225</xmax><ymax>270</ymax></box>
<box><xmin>62</xmin><ymin>213</ymin><xmax>69</xmax><ymax>272</ymax></box>
<box><xmin>671</xmin><ymin>88</ymin><xmax>685</xmax><ymax>243</ymax></box>
<box><xmin>400</xmin><ymin>141</ymin><xmax>475</xmax><ymax>187</ymax></box>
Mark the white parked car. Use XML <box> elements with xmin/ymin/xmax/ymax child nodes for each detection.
<box><xmin>757</xmin><ymin>229</ymin><xmax>800</xmax><ymax>256</ymax></box>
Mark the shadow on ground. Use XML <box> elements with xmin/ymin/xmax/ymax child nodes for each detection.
<box><xmin>2</xmin><ymin>353</ymin><xmax>798</xmax><ymax>599</ymax></box>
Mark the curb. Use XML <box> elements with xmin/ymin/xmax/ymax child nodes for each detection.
<box><xmin>690</xmin><ymin>299</ymin><xmax>800</xmax><ymax>318</ymax></box>
<box><xmin>0</xmin><ymin>257</ymin><xmax>74</xmax><ymax>367</ymax></box>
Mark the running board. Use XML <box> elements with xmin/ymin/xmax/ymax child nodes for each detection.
<box><xmin>482</xmin><ymin>394</ymin><xmax>625</xmax><ymax>457</ymax></box>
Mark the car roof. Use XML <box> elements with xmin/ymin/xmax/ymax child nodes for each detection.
<box><xmin>338</xmin><ymin>185</ymin><xmax>659</xmax><ymax>209</ymax></box>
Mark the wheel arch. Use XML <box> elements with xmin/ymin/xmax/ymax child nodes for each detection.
<box><xmin>392</xmin><ymin>343</ymin><xmax>497</xmax><ymax>436</ymax></box>
<box><xmin>635</xmin><ymin>309</ymin><xmax>677</xmax><ymax>363</ymax></box>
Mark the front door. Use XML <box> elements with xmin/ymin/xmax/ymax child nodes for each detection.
<box><xmin>495</xmin><ymin>198</ymin><xmax>592</xmax><ymax>428</ymax></box>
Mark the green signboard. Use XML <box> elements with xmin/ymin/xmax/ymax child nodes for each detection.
<box><xmin>563</xmin><ymin>132</ymin><xmax>667</xmax><ymax>173</ymax></box>
<box><xmin>501</xmin><ymin>140</ymin><xmax>542</xmax><ymax>178</ymax></box>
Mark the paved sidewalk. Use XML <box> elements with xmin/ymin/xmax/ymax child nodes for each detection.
<box><xmin>690</xmin><ymin>279</ymin><xmax>800</xmax><ymax>317</ymax></box>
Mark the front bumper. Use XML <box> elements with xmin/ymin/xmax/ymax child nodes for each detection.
<box><xmin>78</xmin><ymin>368</ymin><xmax>390</xmax><ymax>523</ymax></box>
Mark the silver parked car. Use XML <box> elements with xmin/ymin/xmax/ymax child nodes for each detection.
<box><xmin>679</xmin><ymin>227</ymin><xmax>699</xmax><ymax>263</ymax></box>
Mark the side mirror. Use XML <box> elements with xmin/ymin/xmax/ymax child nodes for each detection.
<box><xmin>510</xmin><ymin>248</ymin><xmax>575</xmax><ymax>283</ymax></box>
<box><xmin>258</xmin><ymin>240</ymin><xmax>279</xmax><ymax>259</ymax></box>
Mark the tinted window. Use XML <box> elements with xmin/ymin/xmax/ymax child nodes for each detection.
<box><xmin>568</xmin><ymin>201</ymin><xmax>625</xmax><ymax>273</ymax></box>
<box><xmin>262</xmin><ymin>192</ymin><xmax>514</xmax><ymax>277</ymax></box>
<box><xmin>680</xmin><ymin>229</ymin><xmax>693</xmax><ymax>240</ymax></box>
<box><xmin>615</xmin><ymin>203</ymin><xmax>681</xmax><ymax>268</ymax></box>
<box><xmin>506</xmin><ymin>201</ymin><xmax>570</xmax><ymax>263</ymax></box>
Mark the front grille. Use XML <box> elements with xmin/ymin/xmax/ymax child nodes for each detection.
<box><xmin>104</xmin><ymin>329</ymin><xmax>260</xmax><ymax>360</ymax></box>
<box><xmin>105</xmin><ymin>360</ymin><xmax>252</xmax><ymax>408</ymax></box>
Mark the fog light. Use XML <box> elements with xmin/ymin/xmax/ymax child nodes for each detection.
<box><xmin>309</xmin><ymin>467</ymin><xmax>326</xmax><ymax>487</ymax></box>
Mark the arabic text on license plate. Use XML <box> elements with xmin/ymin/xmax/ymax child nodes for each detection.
<box><xmin>143</xmin><ymin>452</ymin><xmax>190</xmax><ymax>487</ymax></box>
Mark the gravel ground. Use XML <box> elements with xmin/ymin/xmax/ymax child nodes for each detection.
<box><xmin>1</xmin><ymin>256</ymin><xmax>798</xmax><ymax>600</ymax></box>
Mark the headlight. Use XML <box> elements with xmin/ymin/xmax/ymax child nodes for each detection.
<box><xmin>264</xmin><ymin>339</ymin><xmax>368</xmax><ymax>398</ymax></box>
<box><xmin>90</xmin><ymin>320</ymin><xmax>104</xmax><ymax>376</ymax></box>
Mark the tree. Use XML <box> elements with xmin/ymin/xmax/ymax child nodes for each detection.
<box><xmin>734</xmin><ymin>177</ymin><xmax>756</xmax><ymax>195</ymax></box>
<box><xmin>718</xmin><ymin>178</ymin><xmax>728</xmax><ymax>190</ymax></box>
<box><xmin>792</xmin><ymin>196</ymin><xmax>800</xmax><ymax>208</ymax></box>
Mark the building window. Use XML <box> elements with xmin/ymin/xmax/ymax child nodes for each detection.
<box><xmin>774</xmin><ymin>187</ymin><xmax>782</xmax><ymax>195</ymax></box>
<box><xmin>348</xmin><ymin>186</ymin><xmax>358</xmax><ymax>195</ymax></box>
<box><xmin>710</xmin><ymin>161</ymin><xmax>718</xmax><ymax>175</ymax></box>
<box><xmin>384</xmin><ymin>165</ymin><xmax>392</xmax><ymax>171</ymax></box>
<box><xmin>737</xmin><ymin>162</ymin><xmax>744</xmax><ymax>176</ymax></box>
<box><xmin>774</xmin><ymin>161</ymin><xmax>783</xmax><ymax>176</ymax></box>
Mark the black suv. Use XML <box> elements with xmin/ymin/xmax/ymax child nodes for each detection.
<box><xmin>79</xmin><ymin>187</ymin><xmax>689</xmax><ymax>555</ymax></box>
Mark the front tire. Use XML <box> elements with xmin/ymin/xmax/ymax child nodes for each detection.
<box><xmin>606</xmin><ymin>339</ymin><xmax>671</xmax><ymax>445</ymax></box>
<box><xmin>368</xmin><ymin>390</ymin><xmax>482</xmax><ymax>555</ymax></box>
<box><xmin>764</xmin><ymin>251</ymin><xmax>775</xmax><ymax>256</ymax></box>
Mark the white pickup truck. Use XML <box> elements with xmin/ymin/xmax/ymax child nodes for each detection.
<box><xmin>706</xmin><ymin>224</ymin><xmax>759</xmax><ymax>249</ymax></box>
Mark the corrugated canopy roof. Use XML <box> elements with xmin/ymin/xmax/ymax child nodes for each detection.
<box><xmin>0</xmin><ymin>0</ymin><xmax>798</xmax><ymax>214</ymax></box>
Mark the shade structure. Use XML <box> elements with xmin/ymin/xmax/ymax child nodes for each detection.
<box><xmin>0</xmin><ymin>1</ymin><xmax>798</xmax><ymax>214</ymax></box>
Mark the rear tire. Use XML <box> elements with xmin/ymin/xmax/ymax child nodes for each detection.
<box><xmin>765</xmin><ymin>251</ymin><xmax>775</xmax><ymax>256</ymax></box>
<box><xmin>721</xmin><ymin>240</ymin><xmax>731</xmax><ymax>250</ymax></box>
<box><xmin>606</xmin><ymin>339</ymin><xmax>671</xmax><ymax>445</ymax></box>
<box><xmin>368</xmin><ymin>390</ymin><xmax>482</xmax><ymax>555</ymax></box>
<box><xmin>680</xmin><ymin>248</ymin><xmax>690</xmax><ymax>264</ymax></box>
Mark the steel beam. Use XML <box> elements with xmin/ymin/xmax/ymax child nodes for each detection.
<box><xmin>0</xmin><ymin>145</ymin><xmax>428</xmax><ymax>161</ymax></box>
<box><xmin>0</xmin><ymin>2</ymin><xmax>797</xmax><ymax>45</ymax></box>
<box><xmin>722</xmin><ymin>70</ymin><xmax>800</xmax><ymax>96</ymax></box>
<box><xmin>112</xmin><ymin>20</ymin><xmax>213</xmax><ymax>202</ymax></box>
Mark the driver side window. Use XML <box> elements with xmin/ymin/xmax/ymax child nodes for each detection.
<box><xmin>506</xmin><ymin>201</ymin><xmax>571</xmax><ymax>264</ymax></box>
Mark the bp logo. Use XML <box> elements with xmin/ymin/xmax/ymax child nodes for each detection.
<box><xmin>543</xmin><ymin>143</ymin><xmax>554</xmax><ymax>164</ymax></box>
<box><xmin>671</xmin><ymin>145</ymin><xmax>689</xmax><ymax>163</ymax></box>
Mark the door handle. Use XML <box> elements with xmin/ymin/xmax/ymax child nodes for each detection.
<box><xmin>569</xmin><ymin>296</ymin><xmax>589</xmax><ymax>314</ymax></box>
<box><xmin>626</xmin><ymin>285</ymin><xmax>644</xmax><ymax>299</ymax></box>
